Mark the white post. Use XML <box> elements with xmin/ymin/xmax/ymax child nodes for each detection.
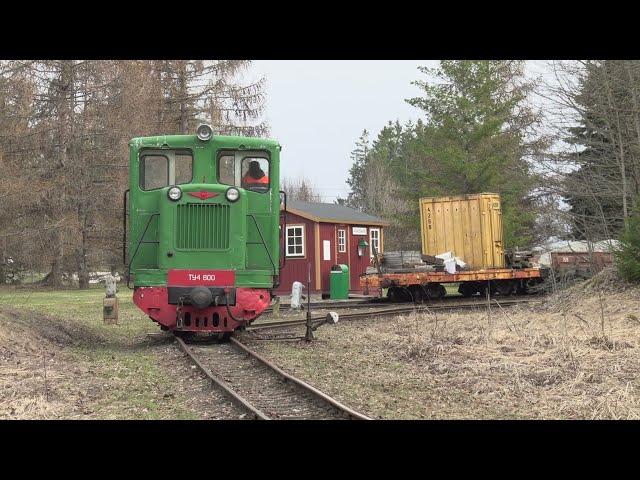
<box><xmin>291</xmin><ymin>281</ymin><xmax>304</xmax><ymax>310</ymax></box>
<box><xmin>103</xmin><ymin>274</ymin><xmax>119</xmax><ymax>325</ymax></box>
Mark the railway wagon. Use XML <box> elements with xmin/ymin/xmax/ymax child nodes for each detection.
<box><xmin>361</xmin><ymin>267</ymin><xmax>544</xmax><ymax>301</ymax></box>
<box><xmin>124</xmin><ymin>124</ymin><xmax>281</xmax><ymax>334</ymax></box>
<box><xmin>361</xmin><ymin>193</ymin><xmax>545</xmax><ymax>300</ymax></box>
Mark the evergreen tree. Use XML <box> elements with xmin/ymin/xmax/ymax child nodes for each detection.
<box><xmin>345</xmin><ymin>129</ymin><xmax>371</xmax><ymax>210</ymax></box>
<box><xmin>560</xmin><ymin>61</ymin><xmax>640</xmax><ymax>241</ymax></box>
<box><xmin>614</xmin><ymin>204</ymin><xmax>640</xmax><ymax>282</ymax></box>
<box><xmin>402</xmin><ymin>60</ymin><xmax>543</xmax><ymax>247</ymax></box>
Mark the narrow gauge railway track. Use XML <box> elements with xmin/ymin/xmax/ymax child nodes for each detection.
<box><xmin>249</xmin><ymin>297</ymin><xmax>543</xmax><ymax>332</ymax></box>
<box><xmin>264</xmin><ymin>299</ymin><xmax>379</xmax><ymax>313</ymax></box>
<box><xmin>265</xmin><ymin>293</ymin><xmax>544</xmax><ymax>314</ymax></box>
<box><xmin>174</xmin><ymin>335</ymin><xmax>370</xmax><ymax>420</ymax></box>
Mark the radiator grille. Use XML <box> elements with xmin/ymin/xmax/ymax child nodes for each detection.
<box><xmin>176</xmin><ymin>203</ymin><xmax>230</xmax><ymax>250</ymax></box>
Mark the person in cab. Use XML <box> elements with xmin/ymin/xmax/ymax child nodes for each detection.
<box><xmin>242</xmin><ymin>160</ymin><xmax>269</xmax><ymax>190</ymax></box>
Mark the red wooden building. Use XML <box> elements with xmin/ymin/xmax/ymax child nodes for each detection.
<box><xmin>277</xmin><ymin>200</ymin><xmax>389</xmax><ymax>295</ymax></box>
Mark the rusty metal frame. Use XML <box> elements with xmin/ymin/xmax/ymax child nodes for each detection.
<box><xmin>361</xmin><ymin>268</ymin><xmax>543</xmax><ymax>289</ymax></box>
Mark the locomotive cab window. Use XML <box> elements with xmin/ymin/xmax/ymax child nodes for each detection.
<box><xmin>217</xmin><ymin>151</ymin><xmax>270</xmax><ymax>193</ymax></box>
<box><xmin>140</xmin><ymin>150</ymin><xmax>193</xmax><ymax>191</ymax></box>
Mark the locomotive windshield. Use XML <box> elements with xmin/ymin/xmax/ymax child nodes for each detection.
<box><xmin>217</xmin><ymin>151</ymin><xmax>270</xmax><ymax>193</ymax></box>
<box><xmin>139</xmin><ymin>149</ymin><xmax>193</xmax><ymax>190</ymax></box>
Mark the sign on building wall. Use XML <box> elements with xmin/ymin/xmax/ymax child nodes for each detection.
<box><xmin>352</xmin><ymin>227</ymin><xmax>367</xmax><ymax>236</ymax></box>
<box><xmin>323</xmin><ymin>240</ymin><xmax>331</xmax><ymax>261</ymax></box>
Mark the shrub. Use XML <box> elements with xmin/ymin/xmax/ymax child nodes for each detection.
<box><xmin>614</xmin><ymin>213</ymin><xmax>640</xmax><ymax>282</ymax></box>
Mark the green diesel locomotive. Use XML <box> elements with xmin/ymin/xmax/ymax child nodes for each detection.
<box><xmin>125</xmin><ymin>124</ymin><xmax>282</xmax><ymax>334</ymax></box>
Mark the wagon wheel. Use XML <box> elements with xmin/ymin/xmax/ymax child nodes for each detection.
<box><xmin>409</xmin><ymin>285</ymin><xmax>424</xmax><ymax>304</ymax></box>
<box><xmin>400</xmin><ymin>287</ymin><xmax>414</xmax><ymax>303</ymax></box>
<box><xmin>458</xmin><ymin>282</ymin><xmax>477</xmax><ymax>298</ymax></box>
<box><xmin>478</xmin><ymin>281</ymin><xmax>497</xmax><ymax>298</ymax></box>
<box><xmin>387</xmin><ymin>287</ymin><xmax>400</xmax><ymax>303</ymax></box>
<box><xmin>495</xmin><ymin>281</ymin><xmax>514</xmax><ymax>296</ymax></box>
<box><xmin>426</xmin><ymin>283</ymin><xmax>446</xmax><ymax>300</ymax></box>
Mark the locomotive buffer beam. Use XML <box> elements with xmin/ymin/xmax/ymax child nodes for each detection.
<box><xmin>168</xmin><ymin>287</ymin><xmax>236</xmax><ymax>306</ymax></box>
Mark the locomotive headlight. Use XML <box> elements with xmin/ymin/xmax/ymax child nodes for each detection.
<box><xmin>196</xmin><ymin>123</ymin><xmax>213</xmax><ymax>141</ymax></box>
<box><xmin>167</xmin><ymin>186</ymin><xmax>182</xmax><ymax>201</ymax></box>
<box><xmin>225</xmin><ymin>187</ymin><xmax>240</xmax><ymax>202</ymax></box>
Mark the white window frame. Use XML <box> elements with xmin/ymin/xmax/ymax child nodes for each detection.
<box><xmin>286</xmin><ymin>225</ymin><xmax>305</xmax><ymax>257</ymax></box>
<box><xmin>369</xmin><ymin>228</ymin><xmax>380</xmax><ymax>258</ymax></box>
<box><xmin>338</xmin><ymin>229</ymin><xmax>346</xmax><ymax>253</ymax></box>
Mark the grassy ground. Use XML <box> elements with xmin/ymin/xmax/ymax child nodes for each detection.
<box><xmin>0</xmin><ymin>285</ymin><xmax>241</xmax><ymax>419</ymax></box>
<box><xmin>240</xmin><ymin>269</ymin><xmax>640</xmax><ymax>419</ymax></box>
<box><xmin>5</xmin><ymin>269</ymin><xmax>638</xmax><ymax>419</ymax></box>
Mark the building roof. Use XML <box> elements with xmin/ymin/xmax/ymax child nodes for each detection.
<box><xmin>285</xmin><ymin>200</ymin><xmax>389</xmax><ymax>226</ymax></box>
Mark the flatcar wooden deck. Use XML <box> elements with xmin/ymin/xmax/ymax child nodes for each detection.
<box><xmin>360</xmin><ymin>267</ymin><xmax>543</xmax><ymax>290</ymax></box>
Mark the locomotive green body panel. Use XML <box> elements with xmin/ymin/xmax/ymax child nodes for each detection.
<box><xmin>127</xmin><ymin>134</ymin><xmax>281</xmax><ymax>289</ymax></box>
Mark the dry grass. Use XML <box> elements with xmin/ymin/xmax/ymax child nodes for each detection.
<box><xmin>0</xmin><ymin>287</ymin><xmax>243</xmax><ymax>419</ymax></box>
<box><xmin>242</xmin><ymin>268</ymin><xmax>640</xmax><ymax>419</ymax></box>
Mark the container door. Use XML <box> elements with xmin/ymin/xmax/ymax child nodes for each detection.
<box><xmin>489</xmin><ymin>196</ymin><xmax>504</xmax><ymax>268</ymax></box>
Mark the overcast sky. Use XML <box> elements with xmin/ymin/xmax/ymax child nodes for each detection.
<box><xmin>249</xmin><ymin>60</ymin><xmax>555</xmax><ymax>202</ymax></box>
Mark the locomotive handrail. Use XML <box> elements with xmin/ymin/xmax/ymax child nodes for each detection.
<box><xmin>247</xmin><ymin>213</ymin><xmax>277</xmax><ymax>280</ymax></box>
<box><xmin>122</xmin><ymin>189</ymin><xmax>129</xmax><ymax>267</ymax></box>
<box><xmin>126</xmin><ymin>212</ymin><xmax>159</xmax><ymax>289</ymax></box>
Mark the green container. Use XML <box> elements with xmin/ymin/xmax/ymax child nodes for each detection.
<box><xmin>329</xmin><ymin>264</ymin><xmax>349</xmax><ymax>300</ymax></box>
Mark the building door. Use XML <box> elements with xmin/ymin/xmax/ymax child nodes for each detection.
<box><xmin>336</xmin><ymin>226</ymin><xmax>349</xmax><ymax>267</ymax></box>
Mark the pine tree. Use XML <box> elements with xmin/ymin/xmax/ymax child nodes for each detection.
<box><xmin>345</xmin><ymin>129</ymin><xmax>371</xmax><ymax>210</ymax></box>
<box><xmin>402</xmin><ymin>60</ymin><xmax>543</xmax><ymax>247</ymax></box>
<box><xmin>561</xmin><ymin>61</ymin><xmax>640</xmax><ymax>241</ymax></box>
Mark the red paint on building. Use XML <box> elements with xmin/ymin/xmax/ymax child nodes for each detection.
<box><xmin>277</xmin><ymin>201</ymin><xmax>388</xmax><ymax>296</ymax></box>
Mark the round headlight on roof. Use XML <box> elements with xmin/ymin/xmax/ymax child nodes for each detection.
<box><xmin>196</xmin><ymin>123</ymin><xmax>213</xmax><ymax>141</ymax></box>
<box><xmin>167</xmin><ymin>186</ymin><xmax>182</xmax><ymax>201</ymax></box>
<box><xmin>226</xmin><ymin>187</ymin><xmax>240</xmax><ymax>202</ymax></box>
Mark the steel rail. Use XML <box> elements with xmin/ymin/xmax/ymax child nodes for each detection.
<box><xmin>265</xmin><ymin>299</ymin><xmax>378</xmax><ymax>313</ymax></box>
<box><xmin>230</xmin><ymin>337</ymin><xmax>370</xmax><ymax>420</ymax></box>
<box><xmin>174</xmin><ymin>335</ymin><xmax>270</xmax><ymax>420</ymax></box>
<box><xmin>249</xmin><ymin>297</ymin><xmax>542</xmax><ymax>332</ymax></box>
<box><xmin>175</xmin><ymin>334</ymin><xmax>370</xmax><ymax>420</ymax></box>
<box><xmin>265</xmin><ymin>294</ymin><xmax>543</xmax><ymax>314</ymax></box>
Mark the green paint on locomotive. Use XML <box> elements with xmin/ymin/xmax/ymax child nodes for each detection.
<box><xmin>127</xmin><ymin>133</ymin><xmax>281</xmax><ymax>289</ymax></box>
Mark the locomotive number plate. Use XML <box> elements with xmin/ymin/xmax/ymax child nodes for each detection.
<box><xmin>167</xmin><ymin>269</ymin><xmax>235</xmax><ymax>286</ymax></box>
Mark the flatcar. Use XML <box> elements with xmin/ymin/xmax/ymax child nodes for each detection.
<box><xmin>360</xmin><ymin>193</ymin><xmax>547</xmax><ymax>300</ymax></box>
<box><xmin>124</xmin><ymin>124</ymin><xmax>282</xmax><ymax>335</ymax></box>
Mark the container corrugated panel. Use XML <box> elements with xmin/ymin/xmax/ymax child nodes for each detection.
<box><xmin>419</xmin><ymin>193</ymin><xmax>504</xmax><ymax>269</ymax></box>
